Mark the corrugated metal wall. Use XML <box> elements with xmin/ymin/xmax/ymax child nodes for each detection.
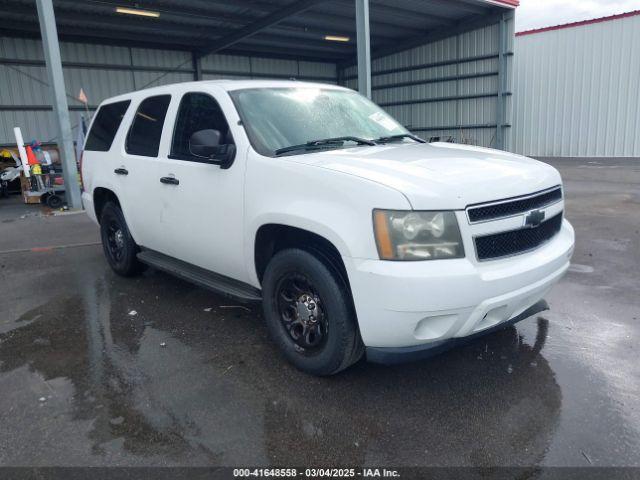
<box><xmin>0</xmin><ymin>16</ymin><xmax>514</xmax><ymax>151</ymax></box>
<box><xmin>339</xmin><ymin>16</ymin><xmax>514</xmax><ymax>150</ymax></box>
<box><xmin>0</xmin><ymin>36</ymin><xmax>336</xmax><ymax>145</ymax></box>
<box><xmin>512</xmin><ymin>13</ymin><xmax>640</xmax><ymax>157</ymax></box>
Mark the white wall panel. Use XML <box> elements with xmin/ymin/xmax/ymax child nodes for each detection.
<box><xmin>299</xmin><ymin>61</ymin><xmax>336</xmax><ymax>79</ymax></box>
<box><xmin>512</xmin><ymin>13</ymin><xmax>640</xmax><ymax>157</ymax></box>
<box><xmin>131</xmin><ymin>48</ymin><xmax>190</xmax><ymax>69</ymax></box>
<box><xmin>202</xmin><ymin>73</ymin><xmax>252</xmax><ymax>81</ymax></box>
<box><xmin>0</xmin><ymin>65</ymin><xmax>50</xmax><ymax>105</ymax></box>
<box><xmin>65</xmin><ymin>68</ymin><xmax>134</xmax><ymax>103</ymax></box>
<box><xmin>201</xmin><ymin>54</ymin><xmax>251</xmax><ymax>72</ymax></box>
<box><xmin>61</xmin><ymin>42</ymin><xmax>130</xmax><ymax>65</ymax></box>
<box><xmin>132</xmin><ymin>71</ymin><xmax>193</xmax><ymax>90</ymax></box>
<box><xmin>0</xmin><ymin>37</ymin><xmax>43</xmax><ymax>61</ymax></box>
<box><xmin>250</xmin><ymin>57</ymin><xmax>298</xmax><ymax>76</ymax></box>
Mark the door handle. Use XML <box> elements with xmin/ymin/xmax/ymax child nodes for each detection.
<box><xmin>114</xmin><ymin>168</ymin><xmax>128</xmax><ymax>175</ymax></box>
<box><xmin>160</xmin><ymin>176</ymin><xmax>179</xmax><ymax>185</ymax></box>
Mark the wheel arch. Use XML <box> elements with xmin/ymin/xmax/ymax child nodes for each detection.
<box><xmin>254</xmin><ymin>223</ymin><xmax>351</xmax><ymax>293</ymax></box>
<box><xmin>93</xmin><ymin>187</ymin><xmax>120</xmax><ymax>223</ymax></box>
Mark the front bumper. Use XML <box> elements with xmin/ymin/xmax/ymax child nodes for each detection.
<box><xmin>344</xmin><ymin>219</ymin><xmax>574</xmax><ymax>350</ymax></box>
<box><xmin>366</xmin><ymin>299</ymin><xmax>549</xmax><ymax>364</ymax></box>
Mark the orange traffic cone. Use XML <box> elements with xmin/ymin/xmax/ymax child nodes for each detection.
<box><xmin>26</xmin><ymin>145</ymin><xmax>39</xmax><ymax>165</ymax></box>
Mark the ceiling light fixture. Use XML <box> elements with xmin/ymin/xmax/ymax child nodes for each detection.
<box><xmin>324</xmin><ymin>35</ymin><xmax>350</xmax><ymax>42</ymax></box>
<box><xmin>116</xmin><ymin>6</ymin><xmax>160</xmax><ymax>18</ymax></box>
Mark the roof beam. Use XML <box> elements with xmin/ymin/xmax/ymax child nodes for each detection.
<box><xmin>2</xmin><ymin>8</ymin><xmax>352</xmax><ymax>56</ymax></box>
<box><xmin>238</xmin><ymin>35</ymin><xmax>353</xmax><ymax>55</ymax></box>
<box><xmin>0</xmin><ymin>4</ymin><xmax>234</xmax><ymax>38</ymax></box>
<box><xmin>221</xmin><ymin>44</ymin><xmax>348</xmax><ymax>62</ymax></box>
<box><xmin>133</xmin><ymin>0</ymin><xmax>425</xmax><ymax>34</ymax></box>
<box><xmin>331</xmin><ymin>1</ymin><xmax>456</xmax><ymax>26</ymax></box>
<box><xmin>196</xmin><ymin>0</ymin><xmax>328</xmax><ymax>57</ymax></box>
<box><xmin>2</xmin><ymin>20</ymin><xmax>205</xmax><ymax>49</ymax></box>
<box><xmin>50</xmin><ymin>0</ymin><xmax>351</xmax><ymax>36</ymax></box>
<box><xmin>2</xmin><ymin>0</ymin><xmax>422</xmax><ymax>43</ymax></box>
<box><xmin>417</xmin><ymin>0</ymin><xmax>488</xmax><ymax>15</ymax></box>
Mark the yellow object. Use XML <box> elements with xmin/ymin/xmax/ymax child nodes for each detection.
<box><xmin>373</xmin><ymin>210</ymin><xmax>394</xmax><ymax>260</ymax></box>
<box><xmin>31</xmin><ymin>164</ymin><xmax>42</xmax><ymax>175</ymax></box>
<box><xmin>116</xmin><ymin>6</ymin><xmax>159</xmax><ymax>17</ymax></box>
<box><xmin>324</xmin><ymin>35</ymin><xmax>350</xmax><ymax>42</ymax></box>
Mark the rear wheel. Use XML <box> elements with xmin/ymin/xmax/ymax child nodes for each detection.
<box><xmin>262</xmin><ymin>248</ymin><xmax>363</xmax><ymax>375</ymax></box>
<box><xmin>100</xmin><ymin>202</ymin><xmax>143</xmax><ymax>277</ymax></box>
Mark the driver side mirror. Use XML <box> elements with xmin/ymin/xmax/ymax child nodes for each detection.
<box><xmin>189</xmin><ymin>129</ymin><xmax>235</xmax><ymax>169</ymax></box>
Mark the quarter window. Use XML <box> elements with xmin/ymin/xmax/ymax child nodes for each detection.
<box><xmin>126</xmin><ymin>95</ymin><xmax>171</xmax><ymax>157</ymax></box>
<box><xmin>84</xmin><ymin>100</ymin><xmax>130</xmax><ymax>152</ymax></box>
<box><xmin>171</xmin><ymin>92</ymin><xmax>233</xmax><ymax>160</ymax></box>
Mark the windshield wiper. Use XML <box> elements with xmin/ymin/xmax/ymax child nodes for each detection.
<box><xmin>274</xmin><ymin>136</ymin><xmax>376</xmax><ymax>156</ymax></box>
<box><xmin>374</xmin><ymin>133</ymin><xmax>426</xmax><ymax>144</ymax></box>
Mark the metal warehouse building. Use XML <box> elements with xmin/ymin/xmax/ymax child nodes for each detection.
<box><xmin>512</xmin><ymin>10</ymin><xmax>640</xmax><ymax>158</ymax></box>
<box><xmin>0</xmin><ymin>0</ymin><xmax>517</xmax><ymax>155</ymax></box>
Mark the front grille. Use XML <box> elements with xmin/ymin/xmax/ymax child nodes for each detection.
<box><xmin>475</xmin><ymin>212</ymin><xmax>563</xmax><ymax>261</ymax></box>
<box><xmin>468</xmin><ymin>187</ymin><xmax>562</xmax><ymax>223</ymax></box>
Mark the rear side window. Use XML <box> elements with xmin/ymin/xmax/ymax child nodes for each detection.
<box><xmin>84</xmin><ymin>100</ymin><xmax>130</xmax><ymax>152</ymax></box>
<box><xmin>126</xmin><ymin>95</ymin><xmax>171</xmax><ymax>157</ymax></box>
<box><xmin>170</xmin><ymin>92</ymin><xmax>233</xmax><ymax>160</ymax></box>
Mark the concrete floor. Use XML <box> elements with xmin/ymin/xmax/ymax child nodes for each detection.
<box><xmin>0</xmin><ymin>158</ymin><xmax>638</xmax><ymax>468</ymax></box>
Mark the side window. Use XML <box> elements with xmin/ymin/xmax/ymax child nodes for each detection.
<box><xmin>84</xmin><ymin>100</ymin><xmax>130</xmax><ymax>152</ymax></box>
<box><xmin>170</xmin><ymin>92</ymin><xmax>234</xmax><ymax>160</ymax></box>
<box><xmin>126</xmin><ymin>95</ymin><xmax>171</xmax><ymax>157</ymax></box>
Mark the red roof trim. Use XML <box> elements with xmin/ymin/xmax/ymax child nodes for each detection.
<box><xmin>481</xmin><ymin>0</ymin><xmax>519</xmax><ymax>7</ymax></box>
<box><xmin>516</xmin><ymin>9</ymin><xmax>640</xmax><ymax>36</ymax></box>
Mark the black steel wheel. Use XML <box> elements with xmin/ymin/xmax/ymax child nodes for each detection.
<box><xmin>262</xmin><ymin>248</ymin><xmax>363</xmax><ymax>375</ymax></box>
<box><xmin>105</xmin><ymin>217</ymin><xmax>126</xmax><ymax>263</ymax></box>
<box><xmin>99</xmin><ymin>202</ymin><xmax>143</xmax><ymax>277</ymax></box>
<box><xmin>275</xmin><ymin>272</ymin><xmax>328</xmax><ymax>355</ymax></box>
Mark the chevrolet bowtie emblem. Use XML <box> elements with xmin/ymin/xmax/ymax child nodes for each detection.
<box><xmin>524</xmin><ymin>209</ymin><xmax>545</xmax><ymax>228</ymax></box>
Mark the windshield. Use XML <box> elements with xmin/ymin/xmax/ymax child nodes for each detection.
<box><xmin>229</xmin><ymin>87</ymin><xmax>409</xmax><ymax>157</ymax></box>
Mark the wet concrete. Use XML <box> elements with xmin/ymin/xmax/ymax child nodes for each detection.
<box><xmin>0</xmin><ymin>158</ymin><xmax>638</xmax><ymax>467</ymax></box>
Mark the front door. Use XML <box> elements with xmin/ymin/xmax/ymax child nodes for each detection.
<box><xmin>153</xmin><ymin>90</ymin><xmax>247</xmax><ymax>282</ymax></box>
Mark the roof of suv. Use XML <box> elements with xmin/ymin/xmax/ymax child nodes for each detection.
<box><xmin>100</xmin><ymin>79</ymin><xmax>347</xmax><ymax>105</ymax></box>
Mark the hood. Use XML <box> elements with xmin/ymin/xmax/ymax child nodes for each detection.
<box><xmin>290</xmin><ymin>142</ymin><xmax>562</xmax><ymax>210</ymax></box>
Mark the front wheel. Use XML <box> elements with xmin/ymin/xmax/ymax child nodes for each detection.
<box><xmin>99</xmin><ymin>202</ymin><xmax>143</xmax><ymax>277</ymax></box>
<box><xmin>262</xmin><ymin>249</ymin><xmax>363</xmax><ymax>375</ymax></box>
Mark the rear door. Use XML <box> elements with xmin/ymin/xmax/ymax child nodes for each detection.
<box><xmin>83</xmin><ymin>99</ymin><xmax>131</xmax><ymax>217</ymax></box>
<box><xmin>152</xmin><ymin>89</ymin><xmax>247</xmax><ymax>281</ymax></box>
<box><xmin>116</xmin><ymin>94</ymin><xmax>172</xmax><ymax>251</ymax></box>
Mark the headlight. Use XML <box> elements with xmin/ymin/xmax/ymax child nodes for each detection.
<box><xmin>373</xmin><ymin>209</ymin><xmax>464</xmax><ymax>261</ymax></box>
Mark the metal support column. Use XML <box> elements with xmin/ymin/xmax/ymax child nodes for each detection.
<box><xmin>192</xmin><ymin>51</ymin><xmax>202</xmax><ymax>81</ymax></box>
<box><xmin>36</xmin><ymin>0</ymin><xmax>82</xmax><ymax>209</ymax></box>
<box><xmin>355</xmin><ymin>0</ymin><xmax>371</xmax><ymax>98</ymax></box>
<box><xmin>496</xmin><ymin>11</ymin><xmax>508</xmax><ymax>150</ymax></box>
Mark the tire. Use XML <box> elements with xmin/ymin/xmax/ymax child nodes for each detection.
<box><xmin>262</xmin><ymin>248</ymin><xmax>364</xmax><ymax>375</ymax></box>
<box><xmin>45</xmin><ymin>194</ymin><xmax>63</xmax><ymax>209</ymax></box>
<box><xmin>99</xmin><ymin>202</ymin><xmax>143</xmax><ymax>277</ymax></box>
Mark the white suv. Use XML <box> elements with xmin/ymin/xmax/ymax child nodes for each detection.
<box><xmin>81</xmin><ymin>80</ymin><xmax>575</xmax><ymax>375</ymax></box>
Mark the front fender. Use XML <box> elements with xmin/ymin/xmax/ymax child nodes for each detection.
<box><xmin>243</xmin><ymin>154</ymin><xmax>410</xmax><ymax>286</ymax></box>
